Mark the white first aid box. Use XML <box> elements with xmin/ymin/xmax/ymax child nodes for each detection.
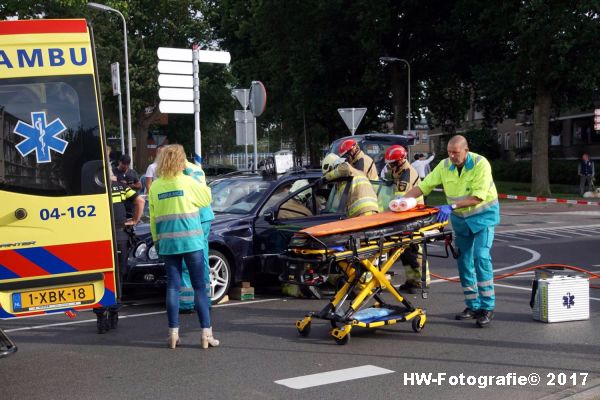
<box><xmin>532</xmin><ymin>275</ymin><xmax>589</xmax><ymax>323</ymax></box>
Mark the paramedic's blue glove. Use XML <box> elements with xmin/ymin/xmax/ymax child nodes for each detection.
<box><xmin>435</xmin><ymin>205</ymin><xmax>453</xmax><ymax>223</ymax></box>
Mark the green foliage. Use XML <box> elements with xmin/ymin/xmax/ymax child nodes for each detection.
<box><xmin>492</xmin><ymin>159</ymin><xmax>579</xmax><ymax>186</ymax></box>
<box><xmin>462</xmin><ymin>128</ymin><xmax>501</xmax><ymax>160</ymax></box>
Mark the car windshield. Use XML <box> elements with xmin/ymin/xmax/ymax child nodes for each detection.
<box><xmin>210</xmin><ymin>177</ymin><xmax>273</xmax><ymax>214</ymax></box>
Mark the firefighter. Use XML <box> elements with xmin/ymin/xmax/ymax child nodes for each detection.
<box><xmin>383</xmin><ymin>145</ymin><xmax>428</xmax><ymax>294</ymax></box>
<box><xmin>402</xmin><ymin>135</ymin><xmax>500</xmax><ymax>328</ymax></box>
<box><xmin>338</xmin><ymin>139</ymin><xmax>379</xmax><ymax>181</ymax></box>
<box><xmin>322</xmin><ymin>153</ymin><xmax>379</xmax><ymax>218</ymax></box>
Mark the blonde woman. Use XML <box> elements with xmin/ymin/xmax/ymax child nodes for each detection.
<box><xmin>148</xmin><ymin>145</ymin><xmax>219</xmax><ymax>349</ymax></box>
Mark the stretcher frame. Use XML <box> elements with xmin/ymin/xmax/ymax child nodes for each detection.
<box><xmin>280</xmin><ymin>210</ymin><xmax>453</xmax><ymax>345</ymax></box>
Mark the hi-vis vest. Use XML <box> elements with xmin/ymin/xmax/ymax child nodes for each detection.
<box><xmin>149</xmin><ymin>174</ymin><xmax>211</xmax><ymax>255</ymax></box>
<box><xmin>419</xmin><ymin>152</ymin><xmax>498</xmax><ymax>219</ymax></box>
<box><xmin>325</xmin><ymin>162</ymin><xmax>379</xmax><ymax>217</ymax></box>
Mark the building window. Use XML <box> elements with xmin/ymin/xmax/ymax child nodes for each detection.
<box><xmin>504</xmin><ymin>133</ymin><xmax>511</xmax><ymax>150</ymax></box>
<box><xmin>516</xmin><ymin>131</ymin><xmax>523</xmax><ymax>148</ymax></box>
<box><xmin>572</xmin><ymin>117</ymin><xmax>597</xmax><ymax>144</ymax></box>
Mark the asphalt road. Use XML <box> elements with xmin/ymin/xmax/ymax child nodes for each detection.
<box><xmin>2</xmin><ymin>203</ymin><xmax>600</xmax><ymax>400</ymax></box>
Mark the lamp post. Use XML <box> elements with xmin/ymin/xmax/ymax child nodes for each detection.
<box><xmin>88</xmin><ymin>2</ymin><xmax>134</xmax><ymax>167</ymax></box>
<box><xmin>380</xmin><ymin>57</ymin><xmax>411</xmax><ymax>134</ymax></box>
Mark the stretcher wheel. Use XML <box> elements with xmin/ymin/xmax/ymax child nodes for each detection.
<box><xmin>412</xmin><ymin>316</ymin><xmax>424</xmax><ymax>333</ymax></box>
<box><xmin>298</xmin><ymin>322</ymin><xmax>311</xmax><ymax>337</ymax></box>
<box><xmin>334</xmin><ymin>334</ymin><xmax>350</xmax><ymax>345</ymax></box>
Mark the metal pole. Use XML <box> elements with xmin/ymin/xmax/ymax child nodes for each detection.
<box><xmin>87</xmin><ymin>4</ymin><xmax>133</xmax><ymax>165</ymax></box>
<box><xmin>192</xmin><ymin>45</ymin><xmax>201</xmax><ymax>165</ymax></box>
<box><xmin>379</xmin><ymin>57</ymin><xmax>411</xmax><ymax>134</ymax></box>
<box><xmin>405</xmin><ymin>60</ymin><xmax>411</xmax><ymax>133</ymax></box>
<box><xmin>117</xmin><ymin>92</ymin><xmax>125</xmax><ymax>154</ymax></box>
<box><xmin>114</xmin><ymin>10</ymin><xmax>134</xmax><ymax>167</ymax></box>
<box><xmin>253</xmin><ymin>117</ymin><xmax>258</xmax><ymax>172</ymax></box>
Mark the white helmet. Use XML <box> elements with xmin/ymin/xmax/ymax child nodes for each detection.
<box><xmin>321</xmin><ymin>153</ymin><xmax>344</xmax><ymax>174</ymax></box>
<box><xmin>290</xmin><ymin>179</ymin><xmax>310</xmax><ymax>201</ymax></box>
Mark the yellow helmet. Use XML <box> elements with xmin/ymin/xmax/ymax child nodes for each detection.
<box><xmin>322</xmin><ymin>153</ymin><xmax>342</xmax><ymax>174</ymax></box>
<box><xmin>290</xmin><ymin>179</ymin><xmax>310</xmax><ymax>201</ymax></box>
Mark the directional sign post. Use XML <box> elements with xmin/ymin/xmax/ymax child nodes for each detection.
<box><xmin>233</xmin><ymin>89</ymin><xmax>250</xmax><ymax>168</ymax></box>
<box><xmin>595</xmin><ymin>109</ymin><xmax>600</xmax><ymax>131</ymax></box>
<box><xmin>338</xmin><ymin>108</ymin><xmax>367</xmax><ymax>136</ymax></box>
<box><xmin>111</xmin><ymin>62</ymin><xmax>125</xmax><ymax>154</ymax></box>
<box><xmin>157</xmin><ymin>46</ymin><xmax>230</xmax><ymax>164</ymax></box>
<box><xmin>249</xmin><ymin>81</ymin><xmax>267</xmax><ymax>171</ymax></box>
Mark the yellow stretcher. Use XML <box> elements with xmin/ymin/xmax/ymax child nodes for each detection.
<box><xmin>279</xmin><ymin>207</ymin><xmax>454</xmax><ymax>345</ymax></box>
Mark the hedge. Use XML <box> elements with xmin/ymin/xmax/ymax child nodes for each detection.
<box><xmin>491</xmin><ymin>160</ymin><xmax>580</xmax><ymax>185</ymax></box>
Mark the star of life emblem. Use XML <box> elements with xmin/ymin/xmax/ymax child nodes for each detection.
<box><xmin>13</xmin><ymin>111</ymin><xmax>68</xmax><ymax>163</ymax></box>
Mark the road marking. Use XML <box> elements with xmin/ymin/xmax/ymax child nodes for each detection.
<box><xmin>430</xmin><ymin>245</ymin><xmax>541</xmax><ymax>284</ymax></box>
<box><xmin>274</xmin><ymin>365</ymin><xmax>394</xmax><ymax>389</ymax></box>
<box><xmin>4</xmin><ymin>298</ymin><xmax>280</xmax><ymax>333</ymax></box>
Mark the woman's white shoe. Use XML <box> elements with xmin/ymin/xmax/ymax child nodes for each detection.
<box><xmin>201</xmin><ymin>327</ymin><xmax>219</xmax><ymax>349</ymax></box>
<box><xmin>168</xmin><ymin>328</ymin><xmax>180</xmax><ymax>349</ymax></box>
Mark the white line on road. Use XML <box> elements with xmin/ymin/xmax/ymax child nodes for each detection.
<box><xmin>430</xmin><ymin>245</ymin><xmax>541</xmax><ymax>284</ymax></box>
<box><xmin>274</xmin><ymin>365</ymin><xmax>394</xmax><ymax>389</ymax></box>
<box><xmin>4</xmin><ymin>298</ymin><xmax>280</xmax><ymax>333</ymax></box>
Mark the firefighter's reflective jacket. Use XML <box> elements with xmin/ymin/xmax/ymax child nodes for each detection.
<box><xmin>351</xmin><ymin>150</ymin><xmax>379</xmax><ymax>181</ymax></box>
<box><xmin>325</xmin><ymin>162</ymin><xmax>379</xmax><ymax>217</ymax></box>
<box><xmin>384</xmin><ymin>162</ymin><xmax>424</xmax><ymax>205</ymax></box>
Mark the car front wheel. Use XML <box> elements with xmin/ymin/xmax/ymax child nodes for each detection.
<box><xmin>209</xmin><ymin>249</ymin><xmax>232</xmax><ymax>304</ymax></box>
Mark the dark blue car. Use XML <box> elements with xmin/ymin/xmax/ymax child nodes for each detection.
<box><xmin>125</xmin><ymin>169</ymin><xmax>355</xmax><ymax>303</ymax></box>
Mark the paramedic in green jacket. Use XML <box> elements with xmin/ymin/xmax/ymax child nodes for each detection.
<box><xmin>402</xmin><ymin>135</ymin><xmax>500</xmax><ymax>328</ymax></box>
<box><xmin>149</xmin><ymin>145</ymin><xmax>220</xmax><ymax>349</ymax></box>
<box><xmin>184</xmin><ymin>161</ymin><xmax>214</xmax><ymax>288</ymax></box>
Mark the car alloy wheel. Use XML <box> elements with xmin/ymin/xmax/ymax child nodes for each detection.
<box><xmin>208</xmin><ymin>249</ymin><xmax>232</xmax><ymax>304</ymax></box>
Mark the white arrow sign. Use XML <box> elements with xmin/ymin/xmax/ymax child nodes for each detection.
<box><xmin>159</xmin><ymin>88</ymin><xmax>194</xmax><ymax>101</ymax></box>
<box><xmin>158</xmin><ymin>74</ymin><xmax>194</xmax><ymax>88</ymax></box>
<box><xmin>157</xmin><ymin>47</ymin><xmax>193</xmax><ymax>62</ymax></box>
<box><xmin>157</xmin><ymin>60</ymin><xmax>193</xmax><ymax>75</ymax></box>
<box><xmin>159</xmin><ymin>101</ymin><xmax>194</xmax><ymax>114</ymax></box>
<box><xmin>157</xmin><ymin>47</ymin><xmax>230</xmax><ymax>64</ymax></box>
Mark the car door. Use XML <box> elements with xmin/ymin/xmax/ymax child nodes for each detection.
<box><xmin>252</xmin><ymin>177</ymin><xmax>350</xmax><ymax>274</ymax></box>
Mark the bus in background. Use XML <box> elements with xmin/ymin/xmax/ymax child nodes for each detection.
<box><xmin>0</xmin><ymin>19</ymin><xmax>117</xmax><ymax>356</ymax></box>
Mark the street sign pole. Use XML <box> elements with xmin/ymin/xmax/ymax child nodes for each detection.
<box><xmin>158</xmin><ymin>46</ymin><xmax>230</xmax><ymax>166</ymax></box>
<box><xmin>192</xmin><ymin>45</ymin><xmax>201</xmax><ymax>164</ymax></box>
<box><xmin>111</xmin><ymin>62</ymin><xmax>125</xmax><ymax>154</ymax></box>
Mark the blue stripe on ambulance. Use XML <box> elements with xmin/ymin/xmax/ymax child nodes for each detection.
<box><xmin>0</xmin><ymin>263</ymin><xmax>20</xmax><ymax>279</ymax></box>
<box><xmin>14</xmin><ymin>247</ymin><xmax>78</xmax><ymax>274</ymax></box>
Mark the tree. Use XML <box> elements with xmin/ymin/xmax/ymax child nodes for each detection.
<box><xmin>1</xmin><ymin>0</ymin><xmax>235</xmax><ymax>169</ymax></box>
<box><xmin>450</xmin><ymin>1</ymin><xmax>600</xmax><ymax>195</ymax></box>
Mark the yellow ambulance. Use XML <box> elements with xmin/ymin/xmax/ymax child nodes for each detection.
<box><xmin>0</xmin><ymin>18</ymin><xmax>117</xmax><ymax>350</ymax></box>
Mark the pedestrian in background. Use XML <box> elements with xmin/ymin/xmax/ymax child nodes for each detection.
<box><xmin>144</xmin><ymin>144</ymin><xmax>165</xmax><ymax>194</ymax></box>
<box><xmin>149</xmin><ymin>145</ymin><xmax>219</xmax><ymax>349</ymax></box>
<box><xmin>402</xmin><ymin>135</ymin><xmax>500</xmax><ymax>328</ymax></box>
<box><xmin>578</xmin><ymin>152</ymin><xmax>595</xmax><ymax>196</ymax></box>
<box><xmin>412</xmin><ymin>152</ymin><xmax>436</xmax><ymax>179</ymax></box>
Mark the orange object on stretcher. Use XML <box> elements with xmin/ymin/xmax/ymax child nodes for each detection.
<box><xmin>300</xmin><ymin>206</ymin><xmax>439</xmax><ymax>238</ymax></box>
